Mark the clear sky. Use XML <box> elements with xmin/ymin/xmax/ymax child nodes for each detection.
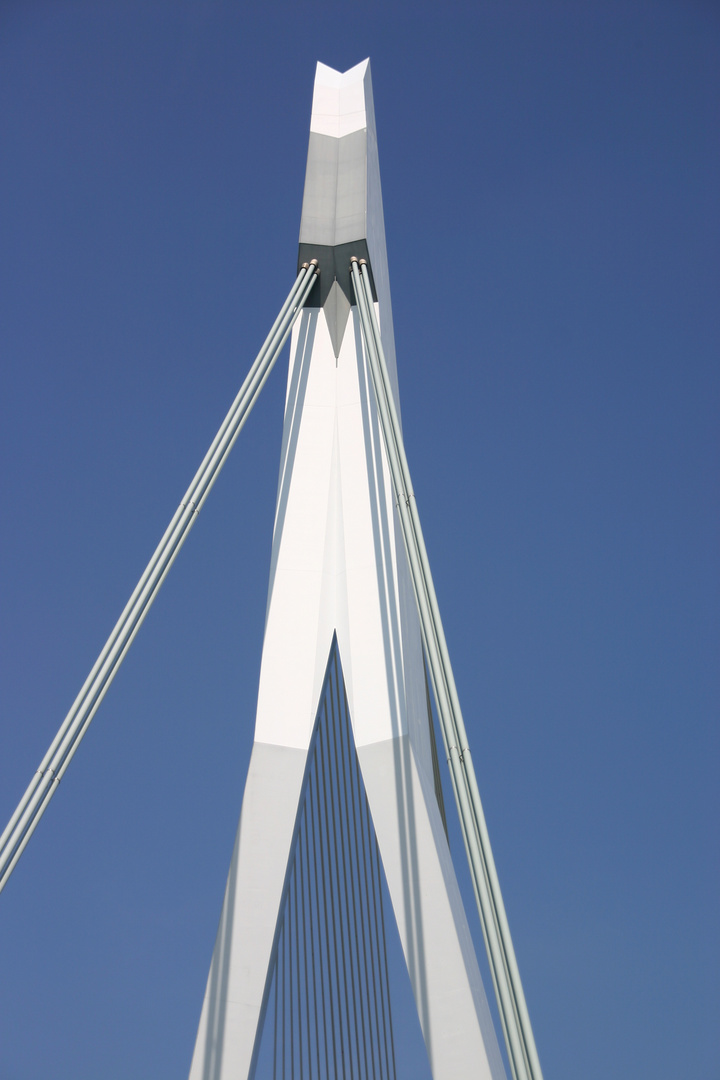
<box><xmin>0</xmin><ymin>3</ymin><xmax>718</xmax><ymax>1078</ymax></box>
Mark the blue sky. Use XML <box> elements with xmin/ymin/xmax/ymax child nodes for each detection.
<box><xmin>0</xmin><ymin>2</ymin><xmax>718</xmax><ymax>1078</ymax></box>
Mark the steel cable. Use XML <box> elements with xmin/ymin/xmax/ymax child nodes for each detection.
<box><xmin>352</xmin><ymin>258</ymin><xmax>541</xmax><ymax>1080</ymax></box>
<box><xmin>352</xmin><ymin>257</ymin><xmax>528</xmax><ymax>1079</ymax></box>
<box><xmin>0</xmin><ymin>262</ymin><xmax>318</xmax><ymax>896</ymax></box>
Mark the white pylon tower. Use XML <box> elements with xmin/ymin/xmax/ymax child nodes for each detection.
<box><xmin>187</xmin><ymin>61</ymin><xmax>505</xmax><ymax>1080</ymax></box>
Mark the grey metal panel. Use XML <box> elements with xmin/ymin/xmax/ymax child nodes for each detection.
<box><xmin>323</xmin><ymin>279</ymin><xmax>351</xmax><ymax>358</ymax></box>
<box><xmin>334</xmin><ymin>128</ymin><xmax>367</xmax><ymax>245</ymax></box>
<box><xmin>298</xmin><ymin>133</ymin><xmax>339</xmax><ymax>247</ymax></box>
<box><xmin>299</xmin><ymin>130</ymin><xmax>368</xmax><ymax>249</ymax></box>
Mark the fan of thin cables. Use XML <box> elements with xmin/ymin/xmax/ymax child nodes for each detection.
<box><xmin>262</xmin><ymin>641</ymin><xmax>397</xmax><ymax>1080</ymax></box>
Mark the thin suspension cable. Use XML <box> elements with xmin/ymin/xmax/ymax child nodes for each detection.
<box><xmin>358</xmin><ymin>763</ymin><xmax>384</xmax><ymax>1080</ymax></box>
<box><xmin>324</xmin><ymin>684</ymin><xmax>354</xmax><ymax>1077</ymax></box>
<box><xmin>313</xmin><ymin>748</ymin><xmax>338</xmax><ymax>1080</ymax></box>
<box><xmin>293</xmin><ymin>859</ymin><xmax>301</xmax><ymax>1080</ymax></box>
<box><xmin>320</xmin><ymin>706</ymin><xmax>347</xmax><ymax>1076</ymax></box>
<box><xmin>277</xmin><ymin>921</ymin><xmax>282</xmax><ymax>1080</ymax></box>
<box><xmin>343</xmin><ymin>676</ymin><xmax>377</xmax><ymax>1079</ymax></box>
<box><xmin>273</xmin><ymin>923</ymin><xmax>280</xmax><ymax>1080</ymax></box>
<box><xmin>352</xmin><ymin>258</ymin><xmax>541</xmax><ymax>1080</ymax></box>
<box><xmin>290</xmin><ymin>863</ymin><xmax>295</xmax><ymax>1080</ymax></box>
<box><xmin>330</xmin><ymin>658</ymin><xmax>364</xmax><ymax>1080</ymax></box>
<box><xmin>300</xmin><ymin>809</ymin><xmax>316</xmax><ymax>1079</ymax></box>
<box><xmin>372</xmin><ymin>800</ymin><xmax>397</xmax><ymax>1080</ymax></box>
<box><xmin>282</xmin><ymin>915</ymin><xmax>287</xmax><ymax>1080</ymax></box>
<box><xmin>309</xmin><ymin>772</ymin><xmax>331</xmax><ymax>1080</ymax></box>
<box><xmin>0</xmin><ymin>261</ymin><xmax>319</xmax><ymax>896</ymax></box>
<box><xmin>353</xmin><ymin>698</ymin><xmax>378</xmax><ymax>1080</ymax></box>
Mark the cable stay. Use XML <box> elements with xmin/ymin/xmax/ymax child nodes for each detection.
<box><xmin>0</xmin><ymin>260</ymin><xmax>319</xmax><ymax>897</ymax></box>
<box><xmin>351</xmin><ymin>257</ymin><xmax>543</xmax><ymax>1080</ymax></box>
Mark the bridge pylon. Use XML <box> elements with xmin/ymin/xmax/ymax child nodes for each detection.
<box><xmin>188</xmin><ymin>60</ymin><xmax>506</xmax><ymax>1080</ymax></box>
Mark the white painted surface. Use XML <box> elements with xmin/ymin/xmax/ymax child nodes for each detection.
<box><xmin>310</xmin><ymin>59</ymin><xmax>372</xmax><ymax>139</ymax></box>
